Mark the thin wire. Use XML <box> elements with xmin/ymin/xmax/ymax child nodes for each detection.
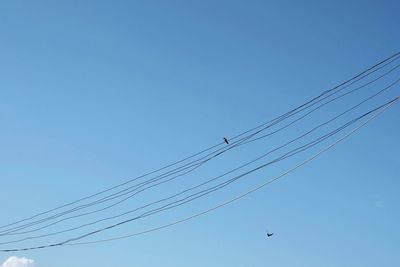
<box><xmin>0</xmin><ymin>96</ymin><xmax>397</xmax><ymax>252</ymax></box>
<box><xmin>3</xmin><ymin>60</ymin><xmax>399</xmax><ymax>236</ymax></box>
<box><xmin>2</xmin><ymin>52</ymin><xmax>398</xmax><ymax>231</ymax></box>
<box><xmin>4</xmin><ymin>74</ymin><xmax>399</xmax><ymax>239</ymax></box>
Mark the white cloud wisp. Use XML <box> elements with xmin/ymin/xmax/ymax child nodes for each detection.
<box><xmin>0</xmin><ymin>256</ymin><xmax>35</xmax><ymax>267</ymax></box>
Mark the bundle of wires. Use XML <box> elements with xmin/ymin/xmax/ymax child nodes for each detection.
<box><xmin>1</xmin><ymin>52</ymin><xmax>399</xmax><ymax>252</ymax></box>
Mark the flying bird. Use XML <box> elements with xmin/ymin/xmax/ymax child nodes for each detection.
<box><xmin>223</xmin><ymin>137</ymin><xmax>229</xmax><ymax>144</ymax></box>
<box><xmin>266</xmin><ymin>232</ymin><xmax>274</xmax><ymax>237</ymax></box>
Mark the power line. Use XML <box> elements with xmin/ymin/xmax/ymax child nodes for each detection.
<box><xmin>1</xmin><ymin>52</ymin><xmax>399</xmax><ymax>235</ymax></box>
<box><xmin>3</xmin><ymin>74</ymin><xmax>399</xmax><ymax>239</ymax></box>
<box><xmin>1</xmin><ymin>96</ymin><xmax>397</xmax><ymax>252</ymax></box>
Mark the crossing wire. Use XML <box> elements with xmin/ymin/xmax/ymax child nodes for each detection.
<box><xmin>1</xmin><ymin>96</ymin><xmax>397</xmax><ymax>252</ymax></box>
<box><xmin>3</xmin><ymin>73</ymin><xmax>399</xmax><ymax>239</ymax></box>
<box><xmin>1</xmin><ymin>52</ymin><xmax>399</xmax><ymax>235</ymax></box>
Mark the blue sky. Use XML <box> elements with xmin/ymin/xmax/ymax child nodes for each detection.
<box><xmin>0</xmin><ymin>1</ymin><xmax>399</xmax><ymax>266</ymax></box>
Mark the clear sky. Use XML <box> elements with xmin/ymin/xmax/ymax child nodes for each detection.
<box><xmin>0</xmin><ymin>1</ymin><xmax>399</xmax><ymax>266</ymax></box>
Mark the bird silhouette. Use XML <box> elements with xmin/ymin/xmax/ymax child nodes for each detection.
<box><xmin>266</xmin><ymin>233</ymin><xmax>274</xmax><ymax>237</ymax></box>
<box><xmin>223</xmin><ymin>137</ymin><xmax>229</xmax><ymax>144</ymax></box>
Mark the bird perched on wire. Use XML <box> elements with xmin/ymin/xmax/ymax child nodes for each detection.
<box><xmin>223</xmin><ymin>137</ymin><xmax>229</xmax><ymax>144</ymax></box>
